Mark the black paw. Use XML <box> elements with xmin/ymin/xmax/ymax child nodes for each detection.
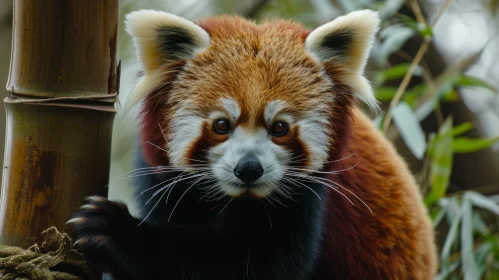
<box><xmin>67</xmin><ymin>196</ymin><xmax>139</xmax><ymax>267</ymax></box>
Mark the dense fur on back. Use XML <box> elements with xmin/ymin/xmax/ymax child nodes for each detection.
<box><xmin>69</xmin><ymin>10</ymin><xmax>436</xmax><ymax>279</ymax></box>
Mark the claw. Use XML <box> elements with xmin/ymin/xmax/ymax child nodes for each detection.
<box><xmin>66</xmin><ymin>217</ymin><xmax>84</xmax><ymax>225</ymax></box>
<box><xmin>81</xmin><ymin>204</ymin><xmax>98</xmax><ymax>210</ymax></box>
<box><xmin>87</xmin><ymin>196</ymin><xmax>106</xmax><ymax>202</ymax></box>
<box><xmin>73</xmin><ymin>237</ymin><xmax>88</xmax><ymax>248</ymax></box>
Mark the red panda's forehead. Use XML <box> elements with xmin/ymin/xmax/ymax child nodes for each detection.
<box><xmin>172</xmin><ymin>17</ymin><xmax>332</xmax><ymax>128</ymax></box>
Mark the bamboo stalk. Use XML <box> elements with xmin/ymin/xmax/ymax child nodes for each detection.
<box><xmin>0</xmin><ymin>0</ymin><xmax>118</xmax><ymax>249</ymax></box>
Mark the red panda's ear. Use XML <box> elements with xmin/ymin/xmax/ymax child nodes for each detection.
<box><xmin>305</xmin><ymin>10</ymin><xmax>380</xmax><ymax>111</ymax></box>
<box><xmin>125</xmin><ymin>10</ymin><xmax>211</xmax><ymax>73</ymax></box>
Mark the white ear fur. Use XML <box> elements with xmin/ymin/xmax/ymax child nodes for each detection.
<box><xmin>305</xmin><ymin>10</ymin><xmax>380</xmax><ymax>111</ymax></box>
<box><xmin>125</xmin><ymin>10</ymin><xmax>210</xmax><ymax>73</ymax></box>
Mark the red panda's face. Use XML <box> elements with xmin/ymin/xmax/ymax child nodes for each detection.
<box><xmin>126</xmin><ymin>10</ymin><xmax>379</xmax><ymax>198</ymax></box>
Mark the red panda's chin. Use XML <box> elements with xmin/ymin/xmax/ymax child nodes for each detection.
<box><xmin>235</xmin><ymin>190</ymin><xmax>264</xmax><ymax>200</ymax></box>
<box><xmin>220</xmin><ymin>183</ymin><xmax>276</xmax><ymax>200</ymax></box>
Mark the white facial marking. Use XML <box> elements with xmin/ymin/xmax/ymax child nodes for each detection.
<box><xmin>297</xmin><ymin>108</ymin><xmax>330</xmax><ymax>170</ymax></box>
<box><xmin>221</xmin><ymin>97</ymin><xmax>241</xmax><ymax>123</ymax></box>
<box><xmin>264</xmin><ymin>100</ymin><xmax>286</xmax><ymax>123</ymax></box>
<box><xmin>209</xmin><ymin>111</ymin><xmax>228</xmax><ymax>120</ymax></box>
<box><xmin>168</xmin><ymin>107</ymin><xmax>204</xmax><ymax>167</ymax></box>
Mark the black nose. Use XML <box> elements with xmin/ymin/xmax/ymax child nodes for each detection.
<box><xmin>234</xmin><ymin>155</ymin><xmax>264</xmax><ymax>185</ymax></box>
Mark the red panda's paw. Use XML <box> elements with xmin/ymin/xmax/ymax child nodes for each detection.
<box><xmin>67</xmin><ymin>196</ymin><xmax>140</xmax><ymax>270</ymax></box>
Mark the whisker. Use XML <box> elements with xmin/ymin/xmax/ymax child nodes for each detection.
<box><xmin>229</xmin><ymin>138</ymin><xmax>237</xmax><ymax>161</ymax></box>
<box><xmin>122</xmin><ymin>166</ymin><xmax>215</xmax><ymax>181</ymax></box>
<box><xmin>139</xmin><ymin>177</ymin><xmax>176</xmax><ymax>197</ymax></box>
<box><xmin>291</xmin><ymin>175</ymin><xmax>354</xmax><ymax>206</ymax></box>
<box><xmin>218</xmin><ymin>156</ymin><xmax>231</xmax><ymax>167</ymax></box>
<box><xmin>218</xmin><ymin>197</ymin><xmax>234</xmax><ymax>214</ymax></box>
<box><xmin>146</xmin><ymin>141</ymin><xmax>167</xmax><ymax>153</ymax></box>
<box><xmin>267</xmin><ymin>192</ymin><xmax>288</xmax><ymax>208</ymax></box>
<box><xmin>265</xmin><ymin>197</ymin><xmax>277</xmax><ymax>208</ymax></box>
<box><xmin>108</xmin><ymin>166</ymin><xmax>170</xmax><ymax>184</ymax></box>
<box><xmin>185</xmin><ymin>158</ymin><xmax>210</xmax><ymax>163</ymax></box>
<box><xmin>261</xmin><ymin>201</ymin><xmax>273</xmax><ymax>229</ymax></box>
<box><xmin>281</xmin><ymin>177</ymin><xmax>321</xmax><ymax>200</ymax></box>
<box><xmin>147</xmin><ymin>172</ymin><xmax>208</xmax><ymax>202</ymax></box>
<box><xmin>168</xmin><ymin>175</ymin><xmax>207</xmax><ymax>222</ymax></box>
<box><xmin>197</xmin><ymin>179</ymin><xmax>224</xmax><ymax>201</ymax></box>
<box><xmin>246</xmin><ymin>250</ymin><xmax>251</xmax><ymax>280</ymax></box>
<box><xmin>287</xmin><ymin>161</ymin><xmax>360</xmax><ymax>174</ymax></box>
<box><xmin>275</xmin><ymin>182</ymin><xmax>297</xmax><ymax>202</ymax></box>
<box><xmin>270</xmin><ymin>181</ymin><xmax>292</xmax><ymax>200</ymax></box>
<box><xmin>138</xmin><ymin>173</ymin><xmax>187</xmax><ymax>227</ymax></box>
<box><xmin>159</xmin><ymin>123</ymin><xmax>169</xmax><ymax>144</ymax></box>
<box><xmin>288</xmin><ymin>173</ymin><xmax>372</xmax><ymax>212</ymax></box>
<box><xmin>138</xmin><ymin>170</ymin><xmax>213</xmax><ymax>197</ymax></box>
<box><xmin>324</xmin><ymin>153</ymin><xmax>357</xmax><ymax>164</ymax></box>
<box><xmin>209</xmin><ymin>195</ymin><xmax>230</xmax><ymax>210</ymax></box>
<box><xmin>289</xmin><ymin>153</ymin><xmax>306</xmax><ymax>160</ymax></box>
<box><xmin>164</xmin><ymin>173</ymin><xmax>189</xmax><ymax>208</ymax></box>
<box><xmin>145</xmin><ymin>172</ymin><xmax>187</xmax><ymax>205</ymax></box>
<box><xmin>262</xmin><ymin>145</ymin><xmax>276</xmax><ymax>164</ymax></box>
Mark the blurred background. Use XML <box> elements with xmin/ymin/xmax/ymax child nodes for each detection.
<box><xmin>0</xmin><ymin>0</ymin><xmax>498</xmax><ymax>278</ymax></box>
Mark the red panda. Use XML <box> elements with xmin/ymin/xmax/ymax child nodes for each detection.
<box><xmin>68</xmin><ymin>9</ymin><xmax>437</xmax><ymax>279</ymax></box>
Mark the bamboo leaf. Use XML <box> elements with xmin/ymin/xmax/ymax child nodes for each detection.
<box><xmin>392</xmin><ymin>102</ymin><xmax>427</xmax><ymax>160</ymax></box>
<box><xmin>489</xmin><ymin>194</ymin><xmax>499</xmax><ymax>203</ymax></box>
<box><xmin>451</xmin><ymin>122</ymin><xmax>473</xmax><ymax>137</ymax></box>
<box><xmin>465</xmin><ymin>191</ymin><xmax>499</xmax><ymax>216</ymax></box>
<box><xmin>435</xmin><ymin>260</ymin><xmax>461</xmax><ymax>280</ymax></box>
<box><xmin>425</xmin><ymin>117</ymin><xmax>453</xmax><ymax>206</ymax></box>
<box><xmin>403</xmin><ymin>85</ymin><xmax>425</xmax><ymax>107</ymax></box>
<box><xmin>375</xmin><ymin>87</ymin><xmax>397</xmax><ymax>101</ymax></box>
<box><xmin>377</xmin><ymin>0</ymin><xmax>405</xmax><ymax>18</ymax></box>
<box><xmin>441</xmin><ymin>89</ymin><xmax>460</xmax><ymax>102</ymax></box>
<box><xmin>441</xmin><ymin>199</ymin><xmax>462</xmax><ymax>269</ymax></box>
<box><xmin>336</xmin><ymin>0</ymin><xmax>363</xmax><ymax>12</ymax></box>
<box><xmin>403</xmin><ymin>84</ymin><xmax>427</xmax><ymax>109</ymax></box>
<box><xmin>442</xmin><ymin>198</ymin><xmax>461</xmax><ymax>229</ymax></box>
<box><xmin>374</xmin><ymin>63</ymin><xmax>422</xmax><ymax>86</ymax></box>
<box><xmin>461</xmin><ymin>198</ymin><xmax>479</xmax><ymax>280</ymax></box>
<box><xmin>414</xmin><ymin>96</ymin><xmax>437</xmax><ymax>121</ymax></box>
<box><xmin>453</xmin><ymin>136</ymin><xmax>499</xmax><ymax>153</ymax></box>
<box><xmin>474</xmin><ymin>243</ymin><xmax>493</xmax><ymax>278</ymax></box>
<box><xmin>435</xmin><ymin>75</ymin><xmax>459</xmax><ymax>99</ymax></box>
<box><xmin>457</xmin><ymin>75</ymin><xmax>497</xmax><ymax>93</ymax></box>
<box><xmin>379</xmin><ymin>26</ymin><xmax>415</xmax><ymax>62</ymax></box>
<box><xmin>372</xmin><ymin>115</ymin><xmax>383</xmax><ymax>129</ymax></box>
<box><xmin>472</xmin><ymin>212</ymin><xmax>489</xmax><ymax>236</ymax></box>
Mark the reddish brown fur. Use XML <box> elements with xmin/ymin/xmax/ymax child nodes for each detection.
<box><xmin>141</xmin><ymin>61</ymin><xmax>185</xmax><ymax>166</ymax></box>
<box><xmin>313</xmin><ymin>108</ymin><xmax>437</xmax><ymax>279</ymax></box>
<box><xmin>138</xmin><ymin>15</ymin><xmax>436</xmax><ymax>279</ymax></box>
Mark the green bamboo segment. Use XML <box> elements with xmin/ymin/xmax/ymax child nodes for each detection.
<box><xmin>0</xmin><ymin>0</ymin><xmax>118</xmax><ymax>249</ymax></box>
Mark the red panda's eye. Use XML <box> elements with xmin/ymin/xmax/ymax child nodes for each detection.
<box><xmin>271</xmin><ymin>121</ymin><xmax>289</xmax><ymax>137</ymax></box>
<box><xmin>214</xmin><ymin>118</ymin><xmax>231</xmax><ymax>134</ymax></box>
